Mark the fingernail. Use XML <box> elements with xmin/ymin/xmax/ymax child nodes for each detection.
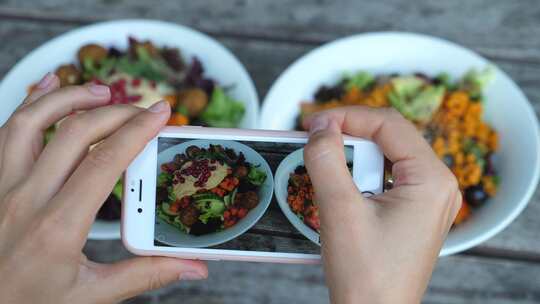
<box><xmin>88</xmin><ymin>84</ymin><xmax>110</xmax><ymax>96</ymax></box>
<box><xmin>36</xmin><ymin>72</ymin><xmax>55</xmax><ymax>89</ymax></box>
<box><xmin>309</xmin><ymin>115</ymin><xmax>330</xmax><ymax>135</ymax></box>
<box><xmin>148</xmin><ymin>100</ymin><xmax>168</xmax><ymax>113</ymax></box>
<box><xmin>179</xmin><ymin>271</ymin><xmax>205</xmax><ymax>281</ymax></box>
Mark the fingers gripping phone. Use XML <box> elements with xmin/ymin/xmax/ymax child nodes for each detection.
<box><xmin>122</xmin><ymin>126</ymin><xmax>384</xmax><ymax>264</ymax></box>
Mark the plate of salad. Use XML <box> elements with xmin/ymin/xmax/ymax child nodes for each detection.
<box><xmin>0</xmin><ymin>20</ymin><xmax>259</xmax><ymax>240</ymax></box>
<box><xmin>155</xmin><ymin>140</ymin><xmax>273</xmax><ymax>247</ymax></box>
<box><xmin>274</xmin><ymin>147</ymin><xmax>354</xmax><ymax>245</ymax></box>
<box><xmin>261</xmin><ymin>32</ymin><xmax>540</xmax><ymax>255</ymax></box>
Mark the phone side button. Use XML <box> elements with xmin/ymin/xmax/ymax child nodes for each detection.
<box><xmin>204</xmin><ymin>258</ymin><xmax>221</xmax><ymax>261</ymax></box>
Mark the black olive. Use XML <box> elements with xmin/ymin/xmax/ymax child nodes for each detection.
<box><xmin>442</xmin><ymin>154</ymin><xmax>454</xmax><ymax>168</ymax></box>
<box><xmin>96</xmin><ymin>195</ymin><xmax>122</xmax><ymax>221</ymax></box>
<box><xmin>464</xmin><ymin>185</ymin><xmax>489</xmax><ymax>207</ymax></box>
<box><xmin>314</xmin><ymin>85</ymin><xmax>344</xmax><ymax>103</ymax></box>
<box><xmin>294</xmin><ymin>166</ymin><xmax>307</xmax><ymax>175</ymax></box>
<box><xmin>185</xmin><ymin>145</ymin><xmax>201</xmax><ymax>159</ymax></box>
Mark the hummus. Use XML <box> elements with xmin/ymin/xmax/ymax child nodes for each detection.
<box><xmin>105</xmin><ymin>72</ymin><xmax>174</xmax><ymax>109</ymax></box>
<box><xmin>173</xmin><ymin>160</ymin><xmax>229</xmax><ymax>199</ymax></box>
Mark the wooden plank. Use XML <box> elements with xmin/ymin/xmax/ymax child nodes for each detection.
<box><xmin>1</xmin><ymin>19</ymin><xmax>539</xmax><ymax>112</ymax></box>
<box><xmin>83</xmin><ymin>240</ymin><xmax>540</xmax><ymax>304</ymax></box>
<box><xmin>1</xmin><ymin>20</ymin><xmax>540</xmax><ymax>255</ymax></box>
<box><xmin>1</xmin><ymin>0</ymin><xmax>540</xmax><ymax>63</ymax></box>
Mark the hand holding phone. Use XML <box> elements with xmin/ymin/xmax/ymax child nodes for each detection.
<box><xmin>0</xmin><ymin>77</ymin><xmax>207</xmax><ymax>304</ymax></box>
<box><xmin>303</xmin><ymin>107</ymin><xmax>461</xmax><ymax>304</ymax></box>
<box><xmin>122</xmin><ymin>126</ymin><xmax>385</xmax><ymax>263</ymax></box>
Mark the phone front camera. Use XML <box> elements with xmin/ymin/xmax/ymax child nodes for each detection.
<box><xmin>137</xmin><ymin>208</ymin><xmax>143</xmax><ymax>213</ymax></box>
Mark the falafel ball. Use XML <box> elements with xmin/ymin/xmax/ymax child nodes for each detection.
<box><xmin>177</xmin><ymin>88</ymin><xmax>208</xmax><ymax>117</ymax></box>
<box><xmin>234</xmin><ymin>166</ymin><xmax>249</xmax><ymax>178</ymax></box>
<box><xmin>77</xmin><ymin>44</ymin><xmax>108</xmax><ymax>66</ymax></box>
<box><xmin>235</xmin><ymin>191</ymin><xmax>259</xmax><ymax>210</ymax></box>
<box><xmin>55</xmin><ymin>64</ymin><xmax>82</xmax><ymax>87</ymax></box>
<box><xmin>179</xmin><ymin>204</ymin><xmax>200</xmax><ymax>227</ymax></box>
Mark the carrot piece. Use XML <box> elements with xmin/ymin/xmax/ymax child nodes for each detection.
<box><xmin>454</xmin><ymin>202</ymin><xmax>471</xmax><ymax>225</ymax></box>
<box><xmin>167</xmin><ymin>113</ymin><xmax>189</xmax><ymax>126</ymax></box>
<box><xmin>210</xmin><ymin>187</ymin><xmax>226</xmax><ymax>197</ymax></box>
<box><xmin>169</xmin><ymin>200</ymin><xmax>181</xmax><ymax>213</ymax></box>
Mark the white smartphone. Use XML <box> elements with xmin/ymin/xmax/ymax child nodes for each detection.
<box><xmin>122</xmin><ymin>126</ymin><xmax>384</xmax><ymax>264</ymax></box>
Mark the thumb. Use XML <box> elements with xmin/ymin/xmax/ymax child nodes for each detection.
<box><xmin>90</xmin><ymin>257</ymin><xmax>207</xmax><ymax>303</ymax></box>
<box><xmin>303</xmin><ymin>114</ymin><xmax>361</xmax><ymax>210</ymax></box>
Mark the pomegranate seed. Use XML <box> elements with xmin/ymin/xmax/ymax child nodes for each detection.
<box><xmin>126</xmin><ymin>95</ymin><xmax>142</xmax><ymax>103</ymax></box>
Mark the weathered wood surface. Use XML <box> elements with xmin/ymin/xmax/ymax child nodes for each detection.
<box><xmin>1</xmin><ymin>1</ymin><xmax>540</xmax><ymax>303</ymax></box>
<box><xmin>85</xmin><ymin>240</ymin><xmax>540</xmax><ymax>304</ymax></box>
<box><xmin>1</xmin><ymin>18</ymin><xmax>539</xmax><ymax>255</ymax></box>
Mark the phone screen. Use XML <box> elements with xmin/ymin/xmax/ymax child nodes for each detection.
<box><xmin>153</xmin><ymin>137</ymin><xmax>359</xmax><ymax>254</ymax></box>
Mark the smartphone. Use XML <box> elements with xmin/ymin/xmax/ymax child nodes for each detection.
<box><xmin>122</xmin><ymin>126</ymin><xmax>384</xmax><ymax>264</ymax></box>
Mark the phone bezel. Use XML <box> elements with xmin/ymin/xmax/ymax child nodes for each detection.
<box><xmin>122</xmin><ymin>126</ymin><xmax>384</xmax><ymax>263</ymax></box>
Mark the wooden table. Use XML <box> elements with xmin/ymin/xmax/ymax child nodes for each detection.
<box><xmin>1</xmin><ymin>1</ymin><xmax>540</xmax><ymax>303</ymax></box>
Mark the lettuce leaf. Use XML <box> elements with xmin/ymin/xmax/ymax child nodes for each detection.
<box><xmin>200</xmin><ymin>87</ymin><xmax>245</xmax><ymax>127</ymax></box>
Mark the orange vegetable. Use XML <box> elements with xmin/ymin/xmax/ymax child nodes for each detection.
<box><xmin>210</xmin><ymin>187</ymin><xmax>226</xmax><ymax>197</ymax></box>
<box><xmin>454</xmin><ymin>201</ymin><xmax>471</xmax><ymax>225</ymax></box>
<box><xmin>238</xmin><ymin>208</ymin><xmax>248</xmax><ymax>218</ymax></box>
<box><xmin>219</xmin><ymin>177</ymin><xmax>239</xmax><ymax>192</ymax></box>
<box><xmin>169</xmin><ymin>200</ymin><xmax>181</xmax><ymax>213</ymax></box>
<box><xmin>164</xmin><ymin>94</ymin><xmax>178</xmax><ymax>109</ymax></box>
<box><xmin>167</xmin><ymin>113</ymin><xmax>189</xmax><ymax>126</ymax></box>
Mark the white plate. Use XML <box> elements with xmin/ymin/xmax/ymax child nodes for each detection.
<box><xmin>274</xmin><ymin>147</ymin><xmax>353</xmax><ymax>246</ymax></box>
<box><xmin>156</xmin><ymin>139</ymin><xmax>273</xmax><ymax>248</ymax></box>
<box><xmin>261</xmin><ymin>32</ymin><xmax>540</xmax><ymax>255</ymax></box>
<box><xmin>0</xmin><ymin>19</ymin><xmax>259</xmax><ymax>240</ymax></box>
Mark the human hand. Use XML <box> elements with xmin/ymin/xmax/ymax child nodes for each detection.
<box><xmin>0</xmin><ymin>73</ymin><xmax>207</xmax><ymax>304</ymax></box>
<box><xmin>303</xmin><ymin>106</ymin><xmax>461</xmax><ymax>304</ymax></box>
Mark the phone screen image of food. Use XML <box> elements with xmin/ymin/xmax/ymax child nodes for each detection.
<box><xmin>154</xmin><ymin>137</ymin><xmax>357</xmax><ymax>254</ymax></box>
